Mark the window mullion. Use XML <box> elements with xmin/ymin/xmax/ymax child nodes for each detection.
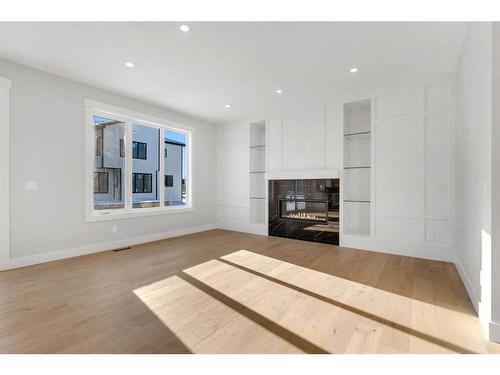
<box><xmin>159</xmin><ymin>127</ymin><xmax>165</xmax><ymax>208</ymax></box>
<box><xmin>125</xmin><ymin>121</ymin><xmax>133</xmax><ymax>211</ymax></box>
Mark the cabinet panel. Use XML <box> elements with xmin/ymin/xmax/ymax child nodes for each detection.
<box><xmin>282</xmin><ymin>108</ymin><xmax>324</xmax><ymax>133</ymax></box>
<box><xmin>425</xmin><ymin>219</ymin><xmax>449</xmax><ymax>245</ymax></box>
<box><xmin>267</xmin><ymin>136</ymin><xmax>282</xmax><ymax>172</ymax></box>
<box><xmin>325</xmin><ymin>105</ymin><xmax>341</xmax><ymax>130</ymax></box>
<box><xmin>375</xmin><ymin>89</ymin><xmax>423</xmax><ymax>120</ymax></box>
<box><xmin>426</xmin><ymin>112</ymin><xmax>450</xmax><ymax>219</ymax></box>
<box><xmin>325</xmin><ymin>128</ymin><xmax>341</xmax><ymax>170</ymax></box>
<box><xmin>282</xmin><ymin>131</ymin><xmax>324</xmax><ymax>171</ymax></box>
<box><xmin>375</xmin><ymin>117</ymin><xmax>425</xmax><ymax>217</ymax></box>
<box><xmin>425</xmin><ymin>83</ymin><xmax>450</xmax><ymax>111</ymax></box>
<box><xmin>375</xmin><ymin>216</ymin><xmax>425</xmax><ymax>242</ymax></box>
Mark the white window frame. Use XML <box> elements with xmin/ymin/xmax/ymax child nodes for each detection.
<box><xmin>85</xmin><ymin>99</ymin><xmax>194</xmax><ymax>222</ymax></box>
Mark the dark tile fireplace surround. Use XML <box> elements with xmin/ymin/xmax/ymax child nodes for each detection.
<box><xmin>268</xmin><ymin>178</ymin><xmax>340</xmax><ymax>245</ymax></box>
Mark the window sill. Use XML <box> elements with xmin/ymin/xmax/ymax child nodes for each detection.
<box><xmin>86</xmin><ymin>206</ymin><xmax>194</xmax><ymax>222</ymax></box>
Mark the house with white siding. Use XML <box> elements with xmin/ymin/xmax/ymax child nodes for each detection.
<box><xmin>93</xmin><ymin>118</ymin><xmax>185</xmax><ymax>208</ymax></box>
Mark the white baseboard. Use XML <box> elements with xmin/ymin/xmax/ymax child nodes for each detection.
<box><xmin>4</xmin><ymin>224</ymin><xmax>217</xmax><ymax>271</ymax></box>
<box><xmin>341</xmin><ymin>234</ymin><xmax>454</xmax><ymax>262</ymax></box>
<box><xmin>217</xmin><ymin>220</ymin><xmax>267</xmax><ymax>236</ymax></box>
<box><xmin>454</xmin><ymin>257</ymin><xmax>480</xmax><ymax>315</ymax></box>
<box><xmin>489</xmin><ymin>321</ymin><xmax>500</xmax><ymax>343</ymax></box>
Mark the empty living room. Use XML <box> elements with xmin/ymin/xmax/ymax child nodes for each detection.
<box><xmin>2</xmin><ymin>1</ymin><xmax>500</xmax><ymax>373</ymax></box>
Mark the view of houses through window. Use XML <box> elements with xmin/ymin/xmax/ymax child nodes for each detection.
<box><xmin>93</xmin><ymin>116</ymin><xmax>125</xmax><ymax>210</ymax></box>
<box><xmin>92</xmin><ymin>114</ymin><xmax>189</xmax><ymax>213</ymax></box>
<box><xmin>164</xmin><ymin>130</ymin><xmax>187</xmax><ymax>206</ymax></box>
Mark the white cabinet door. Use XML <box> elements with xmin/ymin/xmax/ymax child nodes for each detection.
<box><xmin>375</xmin><ymin>116</ymin><xmax>425</xmax><ymax>218</ymax></box>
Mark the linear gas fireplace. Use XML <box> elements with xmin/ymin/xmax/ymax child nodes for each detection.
<box><xmin>269</xmin><ymin>178</ymin><xmax>340</xmax><ymax>245</ymax></box>
<box><xmin>279</xmin><ymin>199</ymin><xmax>328</xmax><ymax>224</ymax></box>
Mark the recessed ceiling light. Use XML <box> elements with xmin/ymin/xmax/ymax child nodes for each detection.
<box><xmin>276</xmin><ymin>89</ymin><xmax>283</xmax><ymax>94</ymax></box>
<box><xmin>180</xmin><ymin>25</ymin><xmax>190</xmax><ymax>32</ymax></box>
<box><xmin>350</xmin><ymin>67</ymin><xmax>358</xmax><ymax>73</ymax></box>
<box><xmin>125</xmin><ymin>62</ymin><xmax>134</xmax><ymax>68</ymax></box>
<box><xmin>224</xmin><ymin>104</ymin><xmax>231</xmax><ymax>108</ymax></box>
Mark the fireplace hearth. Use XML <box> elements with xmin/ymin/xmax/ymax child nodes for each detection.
<box><xmin>269</xmin><ymin>178</ymin><xmax>340</xmax><ymax>245</ymax></box>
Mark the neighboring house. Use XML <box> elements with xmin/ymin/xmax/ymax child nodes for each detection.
<box><xmin>93</xmin><ymin>118</ymin><xmax>185</xmax><ymax>208</ymax></box>
<box><xmin>164</xmin><ymin>139</ymin><xmax>185</xmax><ymax>205</ymax></box>
<box><xmin>93</xmin><ymin>120</ymin><xmax>125</xmax><ymax>208</ymax></box>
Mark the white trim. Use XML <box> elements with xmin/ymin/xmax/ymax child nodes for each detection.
<box><xmin>454</xmin><ymin>256</ymin><xmax>480</xmax><ymax>314</ymax></box>
<box><xmin>3</xmin><ymin>224</ymin><xmax>217</xmax><ymax>271</ymax></box>
<box><xmin>86</xmin><ymin>206</ymin><xmax>195</xmax><ymax>222</ymax></box>
<box><xmin>0</xmin><ymin>77</ymin><xmax>12</xmax><ymax>89</ymax></box>
<box><xmin>84</xmin><ymin>100</ymin><xmax>194</xmax><ymax>222</ymax></box>
<box><xmin>265</xmin><ymin>169</ymin><xmax>339</xmax><ymax>180</ymax></box>
<box><xmin>0</xmin><ymin>77</ymin><xmax>11</xmax><ymax>270</ymax></box>
<box><xmin>342</xmin><ymin>234</ymin><xmax>453</xmax><ymax>262</ymax></box>
<box><xmin>217</xmin><ymin>221</ymin><xmax>267</xmax><ymax>236</ymax></box>
<box><xmin>159</xmin><ymin>127</ymin><xmax>166</xmax><ymax>208</ymax></box>
<box><xmin>489</xmin><ymin>321</ymin><xmax>500</xmax><ymax>343</ymax></box>
<box><xmin>84</xmin><ymin>99</ymin><xmax>196</xmax><ymax>133</ymax></box>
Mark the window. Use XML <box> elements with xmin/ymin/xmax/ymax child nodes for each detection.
<box><xmin>132</xmin><ymin>124</ymin><xmax>159</xmax><ymax>208</ymax></box>
<box><xmin>165</xmin><ymin>175</ymin><xmax>173</xmax><ymax>187</ymax></box>
<box><xmin>92</xmin><ymin>116</ymin><xmax>125</xmax><ymax>210</ymax></box>
<box><xmin>132</xmin><ymin>141</ymin><xmax>147</xmax><ymax>159</ymax></box>
<box><xmin>96</xmin><ymin>136</ymin><xmax>103</xmax><ymax>156</ymax></box>
<box><xmin>93</xmin><ymin>172</ymin><xmax>108</xmax><ymax>193</ymax></box>
<box><xmin>86</xmin><ymin>100</ymin><xmax>192</xmax><ymax>221</ymax></box>
<box><xmin>164</xmin><ymin>132</ymin><xmax>187</xmax><ymax>206</ymax></box>
<box><xmin>133</xmin><ymin>173</ymin><xmax>153</xmax><ymax>193</ymax></box>
<box><xmin>120</xmin><ymin>139</ymin><xmax>125</xmax><ymax>157</ymax></box>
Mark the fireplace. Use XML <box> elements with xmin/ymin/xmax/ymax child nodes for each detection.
<box><xmin>269</xmin><ymin>178</ymin><xmax>340</xmax><ymax>245</ymax></box>
<box><xmin>278</xmin><ymin>199</ymin><xmax>328</xmax><ymax>224</ymax></box>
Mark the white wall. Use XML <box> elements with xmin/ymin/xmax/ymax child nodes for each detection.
<box><xmin>0</xmin><ymin>58</ymin><xmax>217</xmax><ymax>268</ymax></box>
<box><xmin>453</xmin><ymin>23</ymin><xmax>493</xmax><ymax>332</ymax></box>
<box><xmin>491</xmin><ymin>22</ymin><xmax>500</xmax><ymax>342</ymax></box>
<box><xmin>0</xmin><ymin>76</ymin><xmax>11</xmax><ymax>269</ymax></box>
<box><xmin>217</xmin><ymin>78</ymin><xmax>454</xmax><ymax>261</ymax></box>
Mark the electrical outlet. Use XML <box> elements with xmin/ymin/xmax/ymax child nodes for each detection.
<box><xmin>112</xmin><ymin>224</ymin><xmax>118</xmax><ymax>234</ymax></box>
<box><xmin>427</xmin><ymin>231</ymin><xmax>434</xmax><ymax>241</ymax></box>
<box><xmin>25</xmin><ymin>181</ymin><xmax>38</xmax><ymax>191</ymax></box>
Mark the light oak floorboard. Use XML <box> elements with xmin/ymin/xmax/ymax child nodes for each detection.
<box><xmin>0</xmin><ymin>229</ymin><xmax>498</xmax><ymax>354</ymax></box>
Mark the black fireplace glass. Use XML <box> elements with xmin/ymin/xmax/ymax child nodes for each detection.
<box><xmin>269</xmin><ymin>179</ymin><xmax>339</xmax><ymax>245</ymax></box>
<box><xmin>278</xmin><ymin>199</ymin><xmax>328</xmax><ymax>224</ymax></box>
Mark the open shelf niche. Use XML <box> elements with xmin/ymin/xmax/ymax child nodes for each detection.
<box><xmin>249</xmin><ymin>121</ymin><xmax>267</xmax><ymax>224</ymax></box>
<box><xmin>343</xmin><ymin>99</ymin><xmax>371</xmax><ymax>236</ymax></box>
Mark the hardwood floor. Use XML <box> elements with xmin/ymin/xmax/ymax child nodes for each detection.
<box><xmin>0</xmin><ymin>229</ymin><xmax>498</xmax><ymax>354</ymax></box>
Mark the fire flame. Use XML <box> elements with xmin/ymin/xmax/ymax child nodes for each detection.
<box><xmin>283</xmin><ymin>212</ymin><xmax>322</xmax><ymax>221</ymax></box>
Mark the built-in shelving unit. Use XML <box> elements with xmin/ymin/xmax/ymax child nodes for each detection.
<box><xmin>343</xmin><ymin>99</ymin><xmax>371</xmax><ymax>236</ymax></box>
<box><xmin>249</xmin><ymin>121</ymin><xmax>267</xmax><ymax>224</ymax></box>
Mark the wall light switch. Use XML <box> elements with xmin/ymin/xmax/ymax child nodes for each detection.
<box><xmin>25</xmin><ymin>181</ymin><xmax>38</xmax><ymax>191</ymax></box>
<box><xmin>112</xmin><ymin>224</ymin><xmax>118</xmax><ymax>234</ymax></box>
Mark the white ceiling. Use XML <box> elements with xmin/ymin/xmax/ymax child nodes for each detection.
<box><xmin>0</xmin><ymin>22</ymin><xmax>468</xmax><ymax>124</ymax></box>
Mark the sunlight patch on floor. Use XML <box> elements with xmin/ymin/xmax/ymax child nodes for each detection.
<box><xmin>133</xmin><ymin>274</ymin><xmax>303</xmax><ymax>353</ymax></box>
<box><xmin>133</xmin><ymin>249</ymin><xmax>496</xmax><ymax>354</ymax></box>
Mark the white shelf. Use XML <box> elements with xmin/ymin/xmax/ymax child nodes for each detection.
<box><xmin>249</xmin><ymin>121</ymin><xmax>266</xmax><ymax>148</ymax></box>
<box><xmin>250</xmin><ymin>172</ymin><xmax>266</xmax><ymax>198</ymax></box>
<box><xmin>343</xmin><ymin>99</ymin><xmax>372</xmax><ymax>238</ymax></box>
<box><xmin>250</xmin><ymin>146</ymin><xmax>266</xmax><ymax>172</ymax></box>
<box><xmin>249</xmin><ymin>121</ymin><xmax>267</xmax><ymax>225</ymax></box>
